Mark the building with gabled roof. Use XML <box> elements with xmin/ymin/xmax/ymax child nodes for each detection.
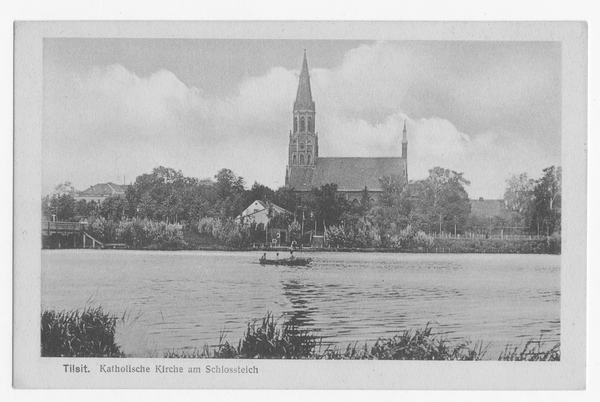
<box><xmin>236</xmin><ymin>200</ymin><xmax>291</xmax><ymax>227</ymax></box>
<box><xmin>74</xmin><ymin>182</ymin><xmax>129</xmax><ymax>203</ymax></box>
<box><xmin>469</xmin><ymin>198</ymin><xmax>505</xmax><ymax>219</ymax></box>
<box><xmin>285</xmin><ymin>51</ymin><xmax>408</xmax><ymax>201</ymax></box>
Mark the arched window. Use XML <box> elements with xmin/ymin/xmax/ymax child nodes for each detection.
<box><xmin>299</xmin><ymin>141</ymin><xmax>305</xmax><ymax>151</ymax></box>
<box><xmin>300</xmin><ymin>117</ymin><xmax>305</xmax><ymax>132</ymax></box>
<box><xmin>308</xmin><ymin>116</ymin><xmax>313</xmax><ymax>132</ymax></box>
<box><xmin>307</xmin><ymin>154</ymin><xmax>312</xmax><ymax>165</ymax></box>
<box><xmin>307</xmin><ymin>140</ymin><xmax>312</xmax><ymax>145</ymax></box>
<box><xmin>292</xmin><ymin>154</ymin><xmax>297</xmax><ymax>165</ymax></box>
<box><xmin>300</xmin><ymin>154</ymin><xmax>305</xmax><ymax>165</ymax></box>
<box><xmin>294</xmin><ymin>117</ymin><xmax>298</xmax><ymax>133</ymax></box>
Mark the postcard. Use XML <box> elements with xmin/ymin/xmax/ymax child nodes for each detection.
<box><xmin>13</xmin><ymin>21</ymin><xmax>587</xmax><ymax>389</ymax></box>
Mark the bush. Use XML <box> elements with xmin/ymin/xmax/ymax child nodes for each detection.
<box><xmin>325</xmin><ymin>221</ymin><xmax>381</xmax><ymax>248</ymax></box>
<box><xmin>390</xmin><ymin>225</ymin><xmax>434</xmax><ymax>250</ymax></box>
<box><xmin>41</xmin><ymin>307</ymin><xmax>123</xmax><ymax>357</ymax></box>
<box><xmin>546</xmin><ymin>233</ymin><xmax>561</xmax><ymax>254</ymax></box>
<box><xmin>197</xmin><ymin>217</ymin><xmax>251</xmax><ymax>248</ymax></box>
<box><xmin>87</xmin><ymin>218</ymin><xmax>186</xmax><ymax>249</ymax></box>
<box><xmin>89</xmin><ymin>217</ymin><xmax>119</xmax><ymax>243</ymax></box>
<box><xmin>432</xmin><ymin>236</ymin><xmax>561</xmax><ymax>254</ymax></box>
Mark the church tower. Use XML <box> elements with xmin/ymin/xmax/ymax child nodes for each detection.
<box><xmin>286</xmin><ymin>51</ymin><xmax>318</xmax><ymax>187</ymax></box>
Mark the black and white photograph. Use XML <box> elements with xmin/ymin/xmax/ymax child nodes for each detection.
<box><xmin>12</xmin><ymin>20</ymin><xmax>587</xmax><ymax>390</ymax></box>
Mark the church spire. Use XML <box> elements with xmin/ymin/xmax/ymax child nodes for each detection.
<box><xmin>294</xmin><ymin>50</ymin><xmax>315</xmax><ymax>111</ymax></box>
<box><xmin>402</xmin><ymin>120</ymin><xmax>408</xmax><ymax>143</ymax></box>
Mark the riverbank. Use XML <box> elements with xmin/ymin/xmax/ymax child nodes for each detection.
<box><xmin>42</xmin><ymin>223</ymin><xmax>560</xmax><ymax>254</ymax></box>
<box><xmin>137</xmin><ymin>230</ymin><xmax>562</xmax><ymax>254</ymax></box>
<box><xmin>180</xmin><ymin>235</ymin><xmax>561</xmax><ymax>255</ymax></box>
<box><xmin>41</xmin><ymin>308</ymin><xmax>560</xmax><ymax>361</ymax></box>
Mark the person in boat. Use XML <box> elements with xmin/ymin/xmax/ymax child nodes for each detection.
<box><xmin>260</xmin><ymin>253</ymin><xmax>266</xmax><ymax>263</ymax></box>
<box><xmin>276</xmin><ymin>253</ymin><xmax>279</xmax><ymax>260</ymax></box>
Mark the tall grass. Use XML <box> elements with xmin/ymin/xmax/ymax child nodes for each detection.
<box><xmin>163</xmin><ymin>314</ymin><xmax>558</xmax><ymax>361</ymax></box>
<box><xmin>366</xmin><ymin>325</ymin><xmax>487</xmax><ymax>360</ymax></box>
<box><xmin>41</xmin><ymin>307</ymin><xmax>124</xmax><ymax>357</ymax></box>
<box><xmin>498</xmin><ymin>338</ymin><xmax>560</xmax><ymax>361</ymax></box>
<box><xmin>164</xmin><ymin>313</ymin><xmax>319</xmax><ymax>359</ymax></box>
<box><xmin>41</xmin><ymin>307</ymin><xmax>559</xmax><ymax>360</ymax></box>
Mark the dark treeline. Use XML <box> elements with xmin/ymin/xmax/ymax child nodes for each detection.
<box><xmin>42</xmin><ymin>165</ymin><xmax>561</xmax><ymax>249</ymax></box>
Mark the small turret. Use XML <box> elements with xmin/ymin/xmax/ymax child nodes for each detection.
<box><xmin>402</xmin><ymin>120</ymin><xmax>408</xmax><ymax>159</ymax></box>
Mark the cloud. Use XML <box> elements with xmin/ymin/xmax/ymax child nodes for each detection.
<box><xmin>44</xmin><ymin>41</ymin><xmax>560</xmax><ymax>199</ymax></box>
<box><xmin>43</xmin><ymin>62</ymin><xmax>297</xmax><ymax>193</ymax></box>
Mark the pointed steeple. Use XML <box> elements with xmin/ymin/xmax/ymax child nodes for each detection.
<box><xmin>294</xmin><ymin>50</ymin><xmax>315</xmax><ymax>111</ymax></box>
<box><xmin>402</xmin><ymin>120</ymin><xmax>408</xmax><ymax>143</ymax></box>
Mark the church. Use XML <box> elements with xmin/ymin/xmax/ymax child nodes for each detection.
<box><xmin>285</xmin><ymin>51</ymin><xmax>408</xmax><ymax>202</ymax></box>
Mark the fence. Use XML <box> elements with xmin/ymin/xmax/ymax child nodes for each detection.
<box><xmin>431</xmin><ymin>231</ymin><xmax>545</xmax><ymax>241</ymax></box>
<box><xmin>42</xmin><ymin>221</ymin><xmax>87</xmax><ymax>234</ymax></box>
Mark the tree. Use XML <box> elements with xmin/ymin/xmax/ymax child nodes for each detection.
<box><xmin>410</xmin><ymin>167</ymin><xmax>471</xmax><ymax>234</ymax></box>
<box><xmin>371</xmin><ymin>177</ymin><xmax>410</xmax><ymax>239</ymax></box>
<box><xmin>531</xmin><ymin>166</ymin><xmax>561</xmax><ymax>235</ymax></box>
<box><xmin>503</xmin><ymin>173</ymin><xmax>534</xmax><ymax>228</ymax></box>
<box><xmin>215</xmin><ymin>168</ymin><xmax>245</xmax><ymax>200</ymax></box>
<box><xmin>244</xmin><ymin>182</ymin><xmax>276</xmax><ymax>207</ymax></box>
<box><xmin>213</xmin><ymin>168</ymin><xmax>246</xmax><ymax>218</ymax></box>
<box><xmin>44</xmin><ymin>193</ymin><xmax>77</xmax><ymax>221</ymax></box>
<box><xmin>52</xmin><ymin>181</ymin><xmax>77</xmax><ymax>196</ymax></box>
<box><xmin>74</xmin><ymin>199</ymin><xmax>91</xmax><ymax>220</ymax></box>
<box><xmin>272</xmin><ymin>187</ymin><xmax>301</xmax><ymax>216</ymax></box>
<box><xmin>42</xmin><ymin>182</ymin><xmax>79</xmax><ymax>221</ymax></box>
<box><xmin>99</xmin><ymin>195</ymin><xmax>127</xmax><ymax>221</ymax></box>
<box><xmin>137</xmin><ymin>192</ymin><xmax>157</xmax><ymax>220</ymax></box>
<box><xmin>309</xmin><ymin>184</ymin><xmax>349</xmax><ymax>231</ymax></box>
<box><xmin>359</xmin><ymin>186</ymin><xmax>373</xmax><ymax>215</ymax></box>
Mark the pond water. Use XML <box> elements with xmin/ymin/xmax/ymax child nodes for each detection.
<box><xmin>41</xmin><ymin>250</ymin><xmax>560</xmax><ymax>358</ymax></box>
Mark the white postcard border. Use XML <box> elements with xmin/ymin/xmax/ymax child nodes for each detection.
<box><xmin>13</xmin><ymin>21</ymin><xmax>587</xmax><ymax>390</ymax></box>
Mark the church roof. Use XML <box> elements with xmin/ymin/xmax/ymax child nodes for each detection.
<box><xmin>288</xmin><ymin>157</ymin><xmax>406</xmax><ymax>192</ymax></box>
<box><xmin>294</xmin><ymin>51</ymin><xmax>315</xmax><ymax>111</ymax></box>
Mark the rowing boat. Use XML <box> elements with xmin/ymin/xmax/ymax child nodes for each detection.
<box><xmin>258</xmin><ymin>257</ymin><xmax>311</xmax><ymax>266</ymax></box>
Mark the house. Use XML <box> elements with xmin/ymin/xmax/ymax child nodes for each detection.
<box><xmin>237</xmin><ymin>200</ymin><xmax>291</xmax><ymax>227</ymax></box>
<box><xmin>469</xmin><ymin>198</ymin><xmax>505</xmax><ymax>219</ymax></box>
<box><xmin>74</xmin><ymin>182</ymin><xmax>129</xmax><ymax>203</ymax></box>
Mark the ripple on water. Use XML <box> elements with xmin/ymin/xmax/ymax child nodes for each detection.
<box><xmin>41</xmin><ymin>250</ymin><xmax>560</xmax><ymax>358</ymax></box>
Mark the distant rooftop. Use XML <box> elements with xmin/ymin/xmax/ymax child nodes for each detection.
<box><xmin>470</xmin><ymin>198</ymin><xmax>505</xmax><ymax>218</ymax></box>
<box><xmin>77</xmin><ymin>182</ymin><xmax>128</xmax><ymax>197</ymax></box>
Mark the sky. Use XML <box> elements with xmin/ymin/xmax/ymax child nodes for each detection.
<box><xmin>43</xmin><ymin>39</ymin><xmax>561</xmax><ymax>199</ymax></box>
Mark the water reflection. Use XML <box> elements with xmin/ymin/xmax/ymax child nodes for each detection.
<box><xmin>281</xmin><ymin>280</ymin><xmax>319</xmax><ymax>329</ymax></box>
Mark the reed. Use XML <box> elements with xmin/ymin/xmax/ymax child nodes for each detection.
<box><xmin>498</xmin><ymin>338</ymin><xmax>560</xmax><ymax>361</ymax></box>
<box><xmin>41</xmin><ymin>308</ymin><xmax>559</xmax><ymax>360</ymax></box>
<box><xmin>41</xmin><ymin>307</ymin><xmax>124</xmax><ymax>357</ymax></box>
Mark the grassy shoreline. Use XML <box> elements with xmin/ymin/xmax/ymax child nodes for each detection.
<box><xmin>41</xmin><ymin>308</ymin><xmax>560</xmax><ymax>361</ymax></box>
<box><xmin>44</xmin><ymin>238</ymin><xmax>561</xmax><ymax>255</ymax></box>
